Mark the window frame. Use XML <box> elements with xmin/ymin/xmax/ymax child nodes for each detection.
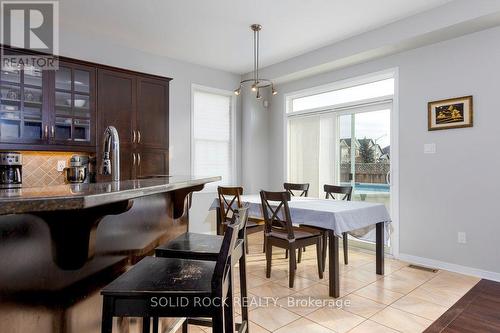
<box><xmin>190</xmin><ymin>84</ymin><xmax>237</xmax><ymax>189</ymax></box>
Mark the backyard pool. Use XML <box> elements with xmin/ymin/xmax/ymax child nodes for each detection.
<box><xmin>341</xmin><ymin>182</ymin><xmax>390</xmax><ymax>193</ymax></box>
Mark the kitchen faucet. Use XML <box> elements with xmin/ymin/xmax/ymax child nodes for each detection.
<box><xmin>101</xmin><ymin>126</ymin><xmax>120</xmax><ymax>181</ymax></box>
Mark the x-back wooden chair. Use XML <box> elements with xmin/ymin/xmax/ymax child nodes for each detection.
<box><xmin>217</xmin><ymin>186</ymin><xmax>264</xmax><ymax>253</ymax></box>
<box><xmin>260</xmin><ymin>190</ymin><xmax>323</xmax><ymax>288</ymax></box>
<box><xmin>322</xmin><ymin>184</ymin><xmax>353</xmax><ymax>267</ymax></box>
<box><xmin>284</xmin><ymin>182</ymin><xmax>311</xmax><ymax>260</ymax></box>
<box><xmin>283</xmin><ymin>182</ymin><xmax>310</xmax><ymax>197</ymax></box>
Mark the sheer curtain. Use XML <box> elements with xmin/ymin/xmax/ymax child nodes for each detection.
<box><xmin>192</xmin><ymin>88</ymin><xmax>234</xmax><ymax>190</ymax></box>
<box><xmin>288</xmin><ymin>115</ymin><xmax>336</xmax><ymax>197</ymax></box>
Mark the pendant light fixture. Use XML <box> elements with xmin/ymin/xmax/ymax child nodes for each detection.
<box><xmin>234</xmin><ymin>24</ymin><xmax>277</xmax><ymax>99</ymax></box>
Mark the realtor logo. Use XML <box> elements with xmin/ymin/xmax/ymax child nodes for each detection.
<box><xmin>1</xmin><ymin>0</ymin><xmax>59</xmax><ymax>69</ymax></box>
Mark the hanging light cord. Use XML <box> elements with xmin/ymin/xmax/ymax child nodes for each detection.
<box><xmin>256</xmin><ymin>27</ymin><xmax>259</xmax><ymax>84</ymax></box>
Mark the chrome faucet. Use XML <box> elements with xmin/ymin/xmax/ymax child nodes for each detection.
<box><xmin>101</xmin><ymin>126</ymin><xmax>120</xmax><ymax>181</ymax></box>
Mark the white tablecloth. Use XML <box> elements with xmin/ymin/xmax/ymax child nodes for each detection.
<box><xmin>210</xmin><ymin>195</ymin><xmax>391</xmax><ymax>243</ymax></box>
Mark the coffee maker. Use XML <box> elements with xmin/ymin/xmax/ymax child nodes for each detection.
<box><xmin>0</xmin><ymin>152</ymin><xmax>22</xmax><ymax>188</ymax></box>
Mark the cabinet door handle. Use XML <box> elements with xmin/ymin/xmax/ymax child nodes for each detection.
<box><xmin>51</xmin><ymin>125</ymin><xmax>55</xmax><ymax>138</ymax></box>
<box><xmin>137</xmin><ymin>153</ymin><xmax>141</xmax><ymax>166</ymax></box>
<box><xmin>44</xmin><ymin>125</ymin><xmax>48</xmax><ymax>139</ymax></box>
<box><xmin>132</xmin><ymin>153</ymin><xmax>136</xmax><ymax>165</ymax></box>
<box><xmin>137</xmin><ymin>130</ymin><xmax>141</xmax><ymax>143</ymax></box>
<box><xmin>132</xmin><ymin>130</ymin><xmax>136</xmax><ymax>143</ymax></box>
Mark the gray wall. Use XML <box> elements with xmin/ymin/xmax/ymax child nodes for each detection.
<box><xmin>264</xmin><ymin>26</ymin><xmax>500</xmax><ymax>274</ymax></box>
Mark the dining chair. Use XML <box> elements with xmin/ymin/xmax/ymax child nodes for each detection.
<box><xmin>100</xmin><ymin>206</ymin><xmax>248</xmax><ymax>333</ymax></box>
<box><xmin>323</xmin><ymin>184</ymin><xmax>353</xmax><ymax>267</ymax></box>
<box><xmin>216</xmin><ymin>186</ymin><xmax>264</xmax><ymax>253</ymax></box>
<box><xmin>284</xmin><ymin>182</ymin><xmax>310</xmax><ymax>260</ymax></box>
<box><xmin>283</xmin><ymin>182</ymin><xmax>310</xmax><ymax>197</ymax></box>
<box><xmin>260</xmin><ymin>190</ymin><xmax>323</xmax><ymax>288</ymax></box>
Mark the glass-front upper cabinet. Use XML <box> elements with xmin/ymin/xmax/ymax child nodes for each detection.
<box><xmin>53</xmin><ymin>62</ymin><xmax>95</xmax><ymax>145</ymax></box>
<box><xmin>0</xmin><ymin>65</ymin><xmax>46</xmax><ymax>142</ymax></box>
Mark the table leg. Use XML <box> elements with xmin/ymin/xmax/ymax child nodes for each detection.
<box><xmin>376</xmin><ymin>222</ymin><xmax>385</xmax><ymax>275</ymax></box>
<box><xmin>328</xmin><ymin>230</ymin><xmax>339</xmax><ymax>298</ymax></box>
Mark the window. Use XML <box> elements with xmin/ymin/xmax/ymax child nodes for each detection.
<box><xmin>290</xmin><ymin>78</ymin><xmax>394</xmax><ymax>112</ymax></box>
<box><xmin>192</xmin><ymin>85</ymin><xmax>235</xmax><ymax>189</ymax></box>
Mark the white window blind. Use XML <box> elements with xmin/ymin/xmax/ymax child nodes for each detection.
<box><xmin>192</xmin><ymin>87</ymin><xmax>234</xmax><ymax>189</ymax></box>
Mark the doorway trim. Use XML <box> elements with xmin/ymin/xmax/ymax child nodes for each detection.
<box><xmin>283</xmin><ymin>67</ymin><xmax>400</xmax><ymax>258</ymax></box>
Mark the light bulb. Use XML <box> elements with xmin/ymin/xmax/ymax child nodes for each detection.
<box><xmin>251</xmin><ymin>83</ymin><xmax>258</xmax><ymax>92</ymax></box>
<box><xmin>234</xmin><ymin>88</ymin><xmax>241</xmax><ymax>96</ymax></box>
<box><xmin>272</xmin><ymin>88</ymin><xmax>278</xmax><ymax>96</ymax></box>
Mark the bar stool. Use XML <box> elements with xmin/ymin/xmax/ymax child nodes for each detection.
<box><xmin>100</xmin><ymin>206</ymin><xmax>248</xmax><ymax>333</ymax></box>
<box><xmin>155</xmin><ymin>196</ymin><xmax>250</xmax><ymax>332</ymax></box>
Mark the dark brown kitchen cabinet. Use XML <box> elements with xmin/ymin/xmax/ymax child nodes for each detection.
<box><xmin>0</xmin><ymin>46</ymin><xmax>170</xmax><ymax>174</ymax></box>
<box><xmin>0</xmin><ymin>47</ymin><xmax>97</xmax><ymax>151</ymax></box>
<box><xmin>51</xmin><ymin>61</ymin><xmax>96</xmax><ymax>146</ymax></box>
<box><xmin>119</xmin><ymin>146</ymin><xmax>135</xmax><ymax>181</ymax></box>
<box><xmin>135</xmin><ymin>148</ymin><xmax>169</xmax><ymax>178</ymax></box>
<box><xmin>136</xmin><ymin>77</ymin><xmax>169</xmax><ymax>150</ymax></box>
<box><xmin>97</xmin><ymin>69</ymin><xmax>170</xmax><ymax>181</ymax></box>
<box><xmin>97</xmin><ymin>69</ymin><xmax>136</xmax><ymax>146</ymax></box>
<box><xmin>0</xmin><ymin>63</ymin><xmax>48</xmax><ymax>144</ymax></box>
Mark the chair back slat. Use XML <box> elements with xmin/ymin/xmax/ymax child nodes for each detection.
<box><xmin>217</xmin><ymin>186</ymin><xmax>243</xmax><ymax>223</ymax></box>
<box><xmin>236</xmin><ymin>203</ymin><xmax>250</xmax><ymax>240</ymax></box>
<box><xmin>283</xmin><ymin>182</ymin><xmax>310</xmax><ymax>197</ymax></box>
<box><xmin>211</xmin><ymin>205</ymin><xmax>248</xmax><ymax>292</ymax></box>
<box><xmin>260</xmin><ymin>191</ymin><xmax>295</xmax><ymax>240</ymax></box>
<box><xmin>324</xmin><ymin>184</ymin><xmax>353</xmax><ymax>201</ymax></box>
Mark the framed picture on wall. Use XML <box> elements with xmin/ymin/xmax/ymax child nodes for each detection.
<box><xmin>428</xmin><ymin>96</ymin><xmax>473</xmax><ymax>131</ymax></box>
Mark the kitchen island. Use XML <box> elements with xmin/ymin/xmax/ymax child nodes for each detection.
<box><xmin>0</xmin><ymin>175</ymin><xmax>219</xmax><ymax>333</ymax></box>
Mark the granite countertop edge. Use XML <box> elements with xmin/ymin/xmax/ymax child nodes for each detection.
<box><xmin>0</xmin><ymin>176</ymin><xmax>220</xmax><ymax>215</ymax></box>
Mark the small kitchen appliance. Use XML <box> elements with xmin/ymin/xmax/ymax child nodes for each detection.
<box><xmin>64</xmin><ymin>155</ymin><xmax>90</xmax><ymax>184</ymax></box>
<box><xmin>0</xmin><ymin>152</ymin><xmax>22</xmax><ymax>188</ymax></box>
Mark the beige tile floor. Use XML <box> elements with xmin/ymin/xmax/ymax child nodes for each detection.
<box><xmin>194</xmin><ymin>233</ymin><xmax>481</xmax><ymax>333</ymax></box>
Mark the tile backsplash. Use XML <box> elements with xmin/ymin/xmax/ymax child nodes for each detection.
<box><xmin>20</xmin><ymin>152</ymin><xmax>81</xmax><ymax>187</ymax></box>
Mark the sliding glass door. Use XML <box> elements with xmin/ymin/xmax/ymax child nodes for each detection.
<box><xmin>338</xmin><ymin>103</ymin><xmax>392</xmax><ymax>213</ymax></box>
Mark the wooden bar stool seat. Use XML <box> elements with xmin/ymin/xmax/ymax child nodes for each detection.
<box><xmin>102</xmin><ymin>255</ymin><xmax>215</xmax><ymax>295</ymax></box>
<box><xmin>101</xmin><ymin>206</ymin><xmax>248</xmax><ymax>333</ymax></box>
<box><xmin>156</xmin><ymin>232</ymin><xmax>225</xmax><ymax>260</ymax></box>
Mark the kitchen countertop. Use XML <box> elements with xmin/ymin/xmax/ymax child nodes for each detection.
<box><xmin>0</xmin><ymin>175</ymin><xmax>220</xmax><ymax>215</ymax></box>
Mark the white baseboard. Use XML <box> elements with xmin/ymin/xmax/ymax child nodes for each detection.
<box><xmin>398</xmin><ymin>253</ymin><xmax>500</xmax><ymax>282</ymax></box>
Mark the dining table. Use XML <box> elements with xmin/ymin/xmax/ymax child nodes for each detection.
<box><xmin>211</xmin><ymin>194</ymin><xmax>391</xmax><ymax>298</ymax></box>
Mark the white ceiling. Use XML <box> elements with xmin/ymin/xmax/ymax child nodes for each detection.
<box><xmin>59</xmin><ymin>0</ymin><xmax>452</xmax><ymax>74</ymax></box>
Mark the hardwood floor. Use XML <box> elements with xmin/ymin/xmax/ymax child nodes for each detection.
<box><xmin>425</xmin><ymin>279</ymin><xmax>500</xmax><ymax>333</ymax></box>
